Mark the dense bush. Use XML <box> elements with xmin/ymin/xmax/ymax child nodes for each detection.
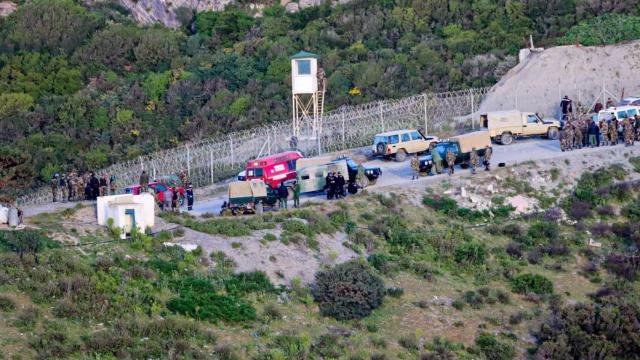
<box><xmin>511</xmin><ymin>273</ymin><xmax>554</xmax><ymax>295</ymax></box>
<box><xmin>536</xmin><ymin>297</ymin><xmax>640</xmax><ymax>359</ymax></box>
<box><xmin>454</xmin><ymin>241</ymin><xmax>487</xmax><ymax>266</ymax></box>
<box><xmin>475</xmin><ymin>333</ymin><xmax>515</xmax><ymax>360</ymax></box>
<box><xmin>559</xmin><ymin>14</ymin><xmax>640</xmax><ymax>46</ymax></box>
<box><xmin>312</xmin><ymin>260</ymin><xmax>385</xmax><ymax>320</ymax></box>
<box><xmin>604</xmin><ymin>253</ymin><xmax>640</xmax><ymax>280</ymax></box>
<box><xmin>527</xmin><ymin>221</ymin><xmax>559</xmax><ymax>243</ymax></box>
<box><xmin>224</xmin><ymin>271</ymin><xmax>277</xmax><ymax>296</ymax></box>
<box><xmin>573</xmin><ymin>170</ymin><xmax>614</xmax><ymax>206</ymax></box>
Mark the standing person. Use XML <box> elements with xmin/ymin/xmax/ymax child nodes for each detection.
<box><xmin>635</xmin><ymin>115</ymin><xmax>640</xmax><ymax>141</ymax></box>
<box><xmin>336</xmin><ymin>172</ymin><xmax>346</xmax><ymax>198</ymax></box>
<box><xmin>89</xmin><ymin>172</ymin><xmax>100</xmax><ymax>200</ymax></box>
<box><xmin>446</xmin><ymin>149</ymin><xmax>456</xmax><ymax>176</ymax></box>
<box><xmin>410</xmin><ymin>155</ymin><xmax>420</xmax><ymax>180</ymax></box>
<box><xmin>99</xmin><ymin>174</ymin><xmax>108</xmax><ymax>197</ymax></box>
<box><xmin>171</xmin><ymin>186</ymin><xmax>180</xmax><ymax>213</ymax></box>
<box><xmin>606</xmin><ymin>97</ymin><xmax>615</xmax><ymax>108</ymax></box>
<box><xmin>565</xmin><ymin>121</ymin><xmax>574</xmax><ymax>150</ymax></box>
<box><xmin>293</xmin><ymin>180</ymin><xmax>301</xmax><ymax>208</ymax></box>
<box><xmin>609</xmin><ymin>119</ymin><xmax>618</xmax><ymax>145</ymax></box>
<box><xmin>559</xmin><ymin>128</ymin><xmax>567</xmax><ymax>151</ymax></box>
<box><xmin>573</xmin><ymin>121</ymin><xmax>583</xmax><ymax>149</ymax></box>
<box><xmin>600</xmin><ymin>120</ymin><xmax>609</xmax><ymax>146</ymax></box>
<box><xmin>67</xmin><ymin>172</ymin><xmax>76</xmax><ymax>201</ymax></box>
<box><xmin>469</xmin><ymin>148</ymin><xmax>479</xmax><ymax>175</ymax></box>
<box><xmin>587</xmin><ymin>121</ymin><xmax>597</xmax><ymax>148</ymax></box>
<box><xmin>163</xmin><ymin>188</ymin><xmax>172</xmax><ymax>212</ymax></box>
<box><xmin>624</xmin><ymin>118</ymin><xmax>635</xmax><ymax>146</ymax></box>
<box><xmin>158</xmin><ymin>188</ymin><xmax>165</xmax><ymax>211</ymax></box>
<box><xmin>325</xmin><ymin>172</ymin><xmax>336</xmax><ymax>199</ymax></box>
<box><xmin>76</xmin><ymin>174</ymin><xmax>85</xmax><ymax>201</ymax></box>
<box><xmin>430</xmin><ymin>145</ymin><xmax>443</xmax><ymax>175</ymax></box>
<box><xmin>109</xmin><ymin>174</ymin><xmax>117</xmax><ymax>195</ymax></box>
<box><xmin>560</xmin><ymin>95</ymin><xmax>572</xmax><ymax>121</ymax></box>
<box><xmin>59</xmin><ymin>174</ymin><xmax>68</xmax><ymax>203</ymax></box>
<box><xmin>50</xmin><ymin>173</ymin><xmax>59</xmax><ymax>202</ymax></box>
<box><xmin>186</xmin><ymin>183</ymin><xmax>194</xmax><ymax>211</ymax></box>
<box><xmin>179</xmin><ymin>169</ymin><xmax>188</xmax><ymax>188</ymax></box>
<box><xmin>277</xmin><ymin>182</ymin><xmax>289</xmax><ymax>210</ymax></box>
<box><xmin>594</xmin><ymin>101</ymin><xmax>603</xmax><ymax>114</ymax></box>
<box><xmin>483</xmin><ymin>146</ymin><xmax>492</xmax><ymax>171</ymax></box>
<box><xmin>139</xmin><ymin>170</ymin><xmax>149</xmax><ymax>193</ymax></box>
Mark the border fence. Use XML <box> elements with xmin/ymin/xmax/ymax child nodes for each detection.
<box><xmin>18</xmin><ymin>87</ymin><xmax>490</xmax><ymax>206</ymax></box>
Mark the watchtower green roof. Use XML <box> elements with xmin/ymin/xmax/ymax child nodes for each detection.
<box><xmin>289</xmin><ymin>51</ymin><xmax>320</xmax><ymax>60</ymax></box>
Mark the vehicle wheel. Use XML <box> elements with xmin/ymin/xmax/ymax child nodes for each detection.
<box><xmin>547</xmin><ymin>128</ymin><xmax>559</xmax><ymax>140</ymax></box>
<box><xmin>376</xmin><ymin>143</ymin><xmax>386</xmax><ymax>156</ymax></box>
<box><xmin>500</xmin><ymin>133</ymin><xmax>513</xmax><ymax>145</ymax></box>
<box><xmin>179</xmin><ymin>196</ymin><xmax>185</xmax><ymax>206</ymax></box>
<box><xmin>395</xmin><ymin>149</ymin><xmax>407</xmax><ymax>162</ymax></box>
<box><xmin>367</xmin><ymin>178</ymin><xmax>377</xmax><ymax>186</ymax></box>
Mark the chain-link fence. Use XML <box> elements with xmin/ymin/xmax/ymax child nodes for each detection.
<box><xmin>18</xmin><ymin>88</ymin><xmax>490</xmax><ymax>206</ymax></box>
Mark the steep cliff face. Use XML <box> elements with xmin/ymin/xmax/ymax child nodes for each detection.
<box><xmin>103</xmin><ymin>0</ymin><xmax>326</xmax><ymax>28</ymax></box>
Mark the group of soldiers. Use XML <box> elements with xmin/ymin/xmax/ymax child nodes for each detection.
<box><xmin>559</xmin><ymin>115</ymin><xmax>640</xmax><ymax>151</ymax></box>
<box><xmin>410</xmin><ymin>145</ymin><xmax>493</xmax><ymax>179</ymax></box>
<box><xmin>324</xmin><ymin>171</ymin><xmax>351</xmax><ymax>199</ymax></box>
<box><xmin>50</xmin><ymin>172</ymin><xmax>115</xmax><ymax>202</ymax></box>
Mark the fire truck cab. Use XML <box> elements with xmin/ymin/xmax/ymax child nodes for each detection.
<box><xmin>244</xmin><ymin>151</ymin><xmax>303</xmax><ymax>188</ymax></box>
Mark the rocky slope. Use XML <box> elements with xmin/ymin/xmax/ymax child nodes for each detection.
<box><xmin>479</xmin><ymin>41</ymin><xmax>640</xmax><ymax>117</ymax></box>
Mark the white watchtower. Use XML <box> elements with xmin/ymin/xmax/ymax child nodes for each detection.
<box><xmin>290</xmin><ymin>51</ymin><xmax>326</xmax><ymax>139</ymax></box>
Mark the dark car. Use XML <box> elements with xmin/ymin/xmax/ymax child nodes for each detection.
<box><xmin>344</xmin><ymin>157</ymin><xmax>382</xmax><ymax>185</ymax></box>
<box><xmin>124</xmin><ymin>181</ymin><xmax>185</xmax><ymax>205</ymax></box>
<box><xmin>418</xmin><ymin>141</ymin><xmax>487</xmax><ymax>174</ymax></box>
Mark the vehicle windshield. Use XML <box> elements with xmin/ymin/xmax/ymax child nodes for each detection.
<box><xmin>246</xmin><ymin>168</ymin><xmax>264</xmax><ymax>177</ymax></box>
<box><xmin>388</xmin><ymin>135</ymin><xmax>399</xmax><ymax>144</ymax></box>
<box><xmin>374</xmin><ymin>135</ymin><xmax>387</xmax><ymax>144</ymax></box>
<box><xmin>627</xmin><ymin>109</ymin><xmax>638</xmax><ymax>117</ymax></box>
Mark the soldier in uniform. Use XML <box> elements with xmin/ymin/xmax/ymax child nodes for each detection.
<box><xmin>67</xmin><ymin>172</ymin><xmax>76</xmax><ymax>201</ymax></box>
<box><xmin>559</xmin><ymin>128</ymin><xmax>567</xmax><ymax>151</ymax></box>
<box><xmin>445</xmin><ymin>149</ymin><xmax>456</xmax><ymax>176</ymax></box>
<box><xmin>600</xmin><ymin>120</ymin><xmax>608</xmax><ymax>146</ymax></box>
<box><xmin>483</xmin><ymin>145</ymin><xmax>492</xmax><ymax>171</ymax></box>
<box><xmin>109</xmin><ymin>174</ymin><xmax>117</xmax><ymax>195</ymax></box>
<box><xmin>573</xmin><ymin>121</ymin><xmax>583</xmax><ymax>149</ymax></box>
<box><xmin>430</xmin><ymin>145</ymin><xmax>443</xmax><ymax>175</ymax></box>
<box><xmin>50</xmin><ymin>173</ymin><xmax>59</xmax><ymax>202</ymax></box>
<box><xmin>469</xmin><ymin>148</ymin><xmax>479</xmax><ymax>175</ymax></box>
<box><xmin>410</xmin><ymin>155</ymin><xmax>420</xmax><ymax>180</ymax></box>
<box><xmin>293</xmin><ymin>180</ymin><xmax>301</xmax><ymax>208</ymax></box>
<box><xmin>635</xmin><ymin>115</ymin><xmax>640</xmax><ymax>141</ymax></box>
<box><xmin>139</xmin><ymin>170</ymin><xmax>150</xmax><ymax>193</ymax></box>
<box><xmin>76</xmin><ymin>174</ymin><xmax>86</xmax><ymax>201</ymax></box>
<box><xmin>179</xmin><ymin>169</ymin><xmax>189</xmax><ymax>188</ymax></box>
<box><xmin>565</xmin><ymin>120</ymin><xmax>574</xmax><ymax>151</ymax></box>
<box><xmin>624</xmin><ymin>118</ymin><xmax>634</xmax><ymax>146</ymax></box>
<box><xmin>609</xmin><ymin>119</ymin><xmax>618</xmax><ymax>145</ymax></box>
<box><xmin>186</xmin><ymin>183</ymin><xmax>194</xmax><ymax>211</ymax></box>
<box><xmin>59</xmin><ymin>174</ymin><xmax>68</xmax><ymax>203</ymax></box>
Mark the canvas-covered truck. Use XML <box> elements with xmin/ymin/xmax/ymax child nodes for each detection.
<box><xmin>293</xmin><ymin>157</ymin><xmax>382</xmax><ymax>194</ymax></box>
<box><xmin>419</xmin><ymin>131</ymin><xmax>492</xmax><ymax>173</ymax></box>
<box><xmin>227</xmin><ymin>180</ymin><xmax>277</xmax><ymax>215</ymax></box>
<box><xmin>480</xmin><ymin>110</ymin><xmax>561</xmax><ymax>145</ymax></box>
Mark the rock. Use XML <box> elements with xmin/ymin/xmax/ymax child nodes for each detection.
<box><xmin>487</xmin><ymin>184</ymin><xmax>494</xmax><ymax>193</ymax></box>
<box><xmin>285</xmin><ymin>2</ymin><xmax>299</xmax><ymax>12</ymax></box>
<box><xmin>299</xmin><ymin>0</ymin><xmax>322</xmax><ymax>7</ymax></box>
<box><xmin>588</xmin><ymin>238</ymin><xmax>602</xmax><ymax>248</ymax></box>
<box><xmin>444</xmin><ymin>189</ymin><xmax>454</xmax><ymax>195</ymax></box>
<box><xmin>0</xmin><ymin>1</ymin><xmax>16</xmax><ymax>17</ymax></box>
<box><xmin>460</xmin><ymin>187</ymin><xmax>467</xmax><ymax>198</ymax></box>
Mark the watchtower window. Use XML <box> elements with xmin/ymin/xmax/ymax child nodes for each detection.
<box><xmin>296</xmin><ymin>60</ymin><xmax>311</xmax><ymax>75</ymax></box>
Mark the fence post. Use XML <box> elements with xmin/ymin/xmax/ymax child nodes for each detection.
<box><xmin>423</xmin><ymin>94</ymin><xmax>428</xmax><ymax>134</ymax></box>
<box><xmin>186</xmin><ymin>144</ymin><xmax>191</xmax><ymax>177</ymax></box>
<box><xmin>209</xmin><ymin>148</ymin><xmax>214</xmax><ymax>183</ymax></box>
<box><xmin>230</xmin><ymin>137</ymin><xmax>234</xmax><ymax>165</ymax></box>
<box><xmin>470</xmin><ymin>89</ymin><xmax>475</xmax><ymax>129</ymax></box>
<box><xmin>379</xmin><ymin>102</ymin><xmax>384</xmax><ymax>131</ymax></box>
<box><xmin>341</xmin><ymin>108</ymin><xmax>346</xmax><ymax>149</ymax></box>
<box><xmin>139</xmin><ymin>156</ymin><xmax>143</xmax><ymax>171</ymax></box>
<box><xmin>267</xmin><ymin>130</ymin><xmax>271</xmax><ymax>155</ymax></box>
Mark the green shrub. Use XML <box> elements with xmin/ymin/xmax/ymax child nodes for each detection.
<box><xmin>312</xmin><ymin>260</ymin><xmax>385</xmax><ymax>320</ymax></box>
<box><xmin>574</xmin><ymin>170</ymin><xmax>614</xmax><ymax>206</ymax></box>
<box><xmin>559</xmin><ymin>14</ymin><xmax>640</xmax><ymax>46</ymax></box>
<box><xmin>263</xmin><ymin>233</ymin><xmax>277</xmax><ymax>242</ymax></box>
<box><xmin>398</xmin><ymin>334</ymin><xmax>419</xmax><ymax>351</ymax></box>
<box><xmin>423</xmin><ymin>195</ymin><xmax>458</xmax><ymax>215</ymax></box>
<box><xmin>622</xmin><ymin>198</ymin><xmax>640</xmax><ymax>221</ymax></box>
<box><xmin>224</xmin><ymin>271</ymin><xmax>277</xmax><ymax>296</ymax></box>
<box><xmin>630</xmin><ymin>156</ymin><xmax>640</xmax><ymax>173</ymax></box>
<box><xmin>0</xmin><ymin>295</ymin><xmax>16</xmax><ymax>311</ymax></box>
<box><xmin>367</xmin><ymin>253</ymin><xmax>397</xmax><ymax>274</ymax></box>
<box><xmin>385</xmin><ymin>287</ymin><xmax>404</xmax><ymax>298</ymax></box>
<box><xmin>527</xmin><ymin>221</ymin><xmax>559</xmax><ymax>242</ymax></box>
<box><xmin>511</xmin><ymin>274</ymin><xmax>554</xmax><ymax>295</ymax></box>
<box><xmin>166</xmin><ymin>294</ymin><xmax>256</xmax><ymax>323</ymax></box>
<box><xmin>454</xmin><ymin>241</ymin><xmax>487</xmax><ymax>266</ymax></box>
<box><xmin>475</xmin><ymin>333</ymin><xmax>515</xmax><ymax>360</ymax></box>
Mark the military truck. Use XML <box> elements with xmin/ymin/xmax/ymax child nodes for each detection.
<box><xmin>294</xmin><ymin>157</ymin><xmax>382</xmax><ymax>193</ymax></box>
<box><xmin>419</xmin><ymin>131</ymin><xmax>492</xmax><ymax>173</ymax></box>
<box><xmin>227</xmin><ymin>180</ymin><xmax>277</xmax><ymax>214</ymax></box>
<box><xmin>480</xmin><ymin>110</ymin><xmax>561</xmax><ymax>145</ymax></box>
<box><xmin>371</xmin><ymin>130</ymin><xmax>439</xmax><ymax>161</ymax></box>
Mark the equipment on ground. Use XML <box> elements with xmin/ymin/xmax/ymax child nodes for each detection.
<box><xmin>227</xmin><ymin>179</ymin><xmax>277</xmax><ymax>215</ymax></box>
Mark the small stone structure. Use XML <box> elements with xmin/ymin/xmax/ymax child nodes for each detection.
<box><xmin>97</xmin><ymin>194</ymin><xmax>155</xmax><ymax>239</ymax></box>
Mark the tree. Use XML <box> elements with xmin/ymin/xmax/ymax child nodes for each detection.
<box><xmin>76</xmin><ymin>24</ymin><xmax>140</xmax><ymax>71</ymax></box>
<box><xmin>8</xmin><ymin>0</ymin><xmax>100</xmax><ymax>55</ymax></box>
<box><xmin>133</xmin><ymin>28</ymin><xmax>181</xmax><ymax>72</ymax></box>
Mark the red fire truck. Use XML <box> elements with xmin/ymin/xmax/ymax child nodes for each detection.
<box><xmin>244</xmin><ymin>151</ymin><xmax>303</xmax><ymax>188</ymax></box>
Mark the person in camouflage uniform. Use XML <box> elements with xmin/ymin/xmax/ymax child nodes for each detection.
<box><xmin>635</xmin><ymin>115</ymin><xmax>640</xmax><ymax>141</ymax></box>
<box><xmin>559</xmin><ymin>128</ymin><xmax>567</xmax><ymax>151</ymax></box>
<box><xmin>483</xmin><ymin>145</ymin><xmax>492</xmax><ymax>171</ymax></box>
<box><xmin>67</xmin><ymin>172</ymin><xmax>76</xmax><ymax>201</ymax></box>
<box><xmin>600</xmin><ymin>120</ymin><xmax>608</xmax><ymax>146</ymax></box>
<box><xmin>446</xmin><ymin>149</ymin><xmax>456</xmax><ymax>176</ymax></box>
<box><xmin>410</xmin><ymin>155</ymin><xmax>420</xmax><ymax>180</ymax></box>
<box><xmin>565</xmin><ymin>121</ymin><xmax>574</xmax><ymax>150</ymax></box>
<box><xmin>581</xmin><ymin>119</ymin><xmax>589</xmax><ymax>147</ymax></box>
<box><xmin>50</xmin><ymin>173</ymin><xmax>59</xmax><ymax>202</ymax></box>
<box><xmin>609</xmin><ymin>119</ymin><xmax>618</xmax><ymax>145</ymax></box>
<box><xmin>573</xmin><ymin>121</ymin><xmax>583</xmax><ymax>149</ymax></box>
<box><xmin>76</xmin><ymin>174</ymin><xmax>86</xmax><ymax>201</ymax></box>
<box><xmin>469</xmin><ymin>148</ymin><xmax>479</xmax><ymax>175</ymax></box>
<box><xmin>624</xmin><ymin>118</ymin><xmax>635</xmax><ymax>146</ymax></box>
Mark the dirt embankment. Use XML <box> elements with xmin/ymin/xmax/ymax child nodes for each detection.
<box><xmin>479</xmin><ymin>41</ymin><xmax>640</xmax><ymax>117</ymax></box>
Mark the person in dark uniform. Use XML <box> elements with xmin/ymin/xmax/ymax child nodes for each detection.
<box><xmin>89</xmin><ymin>172</ymin><xmax>100</xmax><ymax>200</ymax></box>
<box><xmin>171</xmin><ymin>186</ymin><xmax>180</xmax><ymax>212</ymax></box>
<box><xmin>325</xmin><ymin>172</ymin><xmax>336</xmax><ymax>199</ymax></box>
<box><xmin>336</xmin><ymin>172</ymin><xmax>345</xmax><ymax>198</ymax></box>
<box><xmin>186</xmin><ymin>183</ymin><xmax>194</xmax><ymax>211</ymax></box>
<box><xmin>277</xmin><ymin>182</ymin><xmax>289</xmax><ymax>209</ymax></box>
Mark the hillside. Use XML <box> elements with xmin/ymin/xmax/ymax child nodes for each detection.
<box><xmin>479</xmin><ymin>40</ymin><xmax>640</xmax><ymax>117</ymax></box>
<box><xmin>2</xmin><ymin>0</ymin><xmax>640</xmax><ymax>202</ymax></box>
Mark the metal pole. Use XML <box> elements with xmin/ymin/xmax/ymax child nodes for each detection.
<box><xmin>186</xmin><ymin>145</ymin><xmax>191</xmax><ymax>177</ymax></box>
<box><xmin>423</xmin><ymin>94</ymin><xmax>428</xmax><ymax>134</ymax></box>
<box><xmin>230</xmin><ymin>137</ymin><xmax>234</xmax><ymax>165</ymax></box>
<box><xmin>139</xmin><ymin>156</ymin><xmax>143</xmax><ymax>171</ymax></box>
<box><xmin>267</xmin><ymin>131</ymin><xmax>271</xmax><ymax>155</ymax></box>
<box><xmin>470</xmin><ymin>89</ymin><xmax>475</xmax><ymax>129</ymax></box>
<box><xmin>379</xmin><ymin>102</ymin><xmax>384</xmax><ymax>131</ymax></box>
<box><xmin>341</xmin><ymin>108</ymin><xmax>346</xmax><ymax>149</ymax></box>
<box><xmin>209</xmin><ymin>148</ymin><xmax>214</xmax><ymax>183</ymax></box>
